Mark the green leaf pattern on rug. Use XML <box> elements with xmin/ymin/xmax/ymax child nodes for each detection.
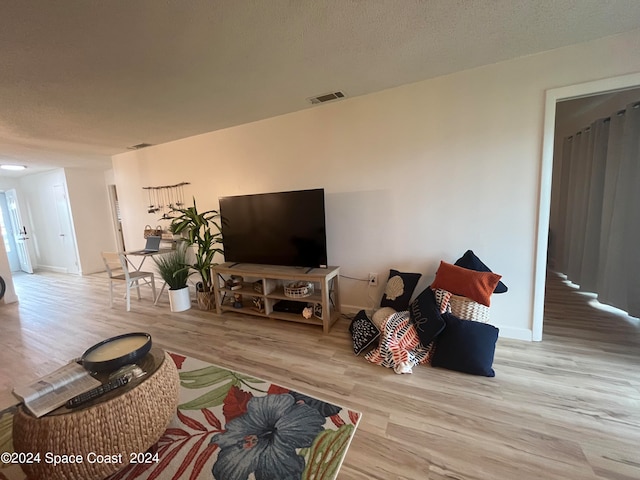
<box><xmin>178</xmin><ymin>365</ymin><xmax>264</xmax><ymax>409</ymax></box>
<box><xmin>179</xmin><ymin>366</ymin><xmax>235</xmax><ymax>389</ymax></box>
<box><xmin>302</xmin><ymin>424</ymin><xmax>355</xmax><ymax>480</ymax></box>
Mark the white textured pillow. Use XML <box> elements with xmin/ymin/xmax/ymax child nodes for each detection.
<box><xmin>371</xmin><ymin>307</ymin><xmax>397</xmax><ymax>330</ymax></box>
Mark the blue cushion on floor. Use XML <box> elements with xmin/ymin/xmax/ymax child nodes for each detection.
<box><xmin>431</xmin><ymin>313</ymin><xmax>499</xmax><ymax>377</ymax></box>
<box><xmin>349</xmin><ymin>310</ymin><xmax>380</xmax><ymax>355</ymax></box>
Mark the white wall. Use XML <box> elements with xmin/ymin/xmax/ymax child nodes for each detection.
<box><xmin>1</xmin><ymin>169</ymin><xmax>115</xmax><ymax>278</ymax></box>
<box><xmin>16</xmin><ymin>168</ymin><xmax>116</xmax><ymax>275</ymax></box>
<box><xmin>65</xmin><ymin>168</ymin><xmax>117</xmax><ymax>274</ymax></box>
<box><xmin>104</xmin><ymin>169</ymin><xmax>115</xmax><ymax>186</ymax></box>
<box><xmin>0</xmin><ymin>178</ymin><xmax>20</xmax><ymax>192</ymax></box>
<box><xmin>112</xmin><ymin>29</ymin><xmax>640</xmax><ymax>340</ymax></box>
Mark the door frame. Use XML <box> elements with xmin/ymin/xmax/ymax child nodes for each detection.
<box><xmin>5</xmin><ymin>188</ymin><xmax>33</xmax><ymax>274</ymax></box>
<box><xmin>107</xmin><ymin>184</ymin><xmax>126</xmax><ymax>252</ymax></box>
<box><xmin>533</xmin><ymin>71</ymin><xmax>640</xmax><ymax>341</ymax></box>
<box><xmin>0</xmin><ymin>192</ymin><xmax>20</xmax><ymax>271</ymax></box>
<box><xmin>53</xmin><ymin>183</ymin><xmax>80</xmax><ymax>275</ymax></box>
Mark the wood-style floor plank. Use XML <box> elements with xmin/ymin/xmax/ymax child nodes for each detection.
<box><xmin>0</xmin><ymin>270</ymin><xmax>639</xmax><ymax>479</ymax></box>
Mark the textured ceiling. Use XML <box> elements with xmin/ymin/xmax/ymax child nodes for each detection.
<box><xmin>2</xmin><ymin>0</ymin><xmax>640</xmax><ymax>177</ymax></box>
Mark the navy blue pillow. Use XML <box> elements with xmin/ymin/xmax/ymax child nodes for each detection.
<box><xmin>454</xmin><ymin>250</ymin><xmax>508</xmax><ymax>294</ymax></box>
<box><xmin>380</xmin><ymin>269</ymin><xmax>422</xmax><ymax>311</ymax></box>
<box><xmin>431</xmin><ymin>313</ymin><xmax>499</xmax><ymax>377</ymax></box>
<box><xmin>349</xmin><ymin>310</ymin><xmax>380</xmax><ymax>355</ymax></box>
<box><xmin>409</xmin><ymin>288</ymin><xmax>445</xmax><ymax>347</ymax></box>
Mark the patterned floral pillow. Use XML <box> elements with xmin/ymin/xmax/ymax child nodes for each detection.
<box><xmin>349</xmin><ymin>310</ymin><xmax>380</xmax><ymax>355</ymax></box>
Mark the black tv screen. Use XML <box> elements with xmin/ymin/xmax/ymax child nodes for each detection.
<box><xmin>219</xmin><ymin>188</ymin><xmax>327</xmax><ymax>268</ymax></box>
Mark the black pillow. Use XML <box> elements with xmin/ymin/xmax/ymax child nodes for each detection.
<box><xmin>431</xmin><ymin>313</ymin><xmax>499</xmax><ymax>377</ymax></box>
<box><xmin>454</xmin><ymin>250</ymin><xmax>508</xmax><ymax>293</ymax></box>
<box><xmin>409</xmin><ymin>288</ymin><xmax>446</xmax><ymax>347</ymax></box>
<box><xmin>380</xmin><ymin>269</ymin><xmax>422</xmax><ymax>311</ymax></box>
<box><xmin>349</xmin><ymin>310</ymin><xmax>380</xmax><ymax>355</ymax></box>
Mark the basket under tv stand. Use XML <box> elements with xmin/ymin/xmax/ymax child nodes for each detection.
<box><xmin>212</xmin><ymin>263</ymin><xmax>341</xmax><ymax>333</ymax></box>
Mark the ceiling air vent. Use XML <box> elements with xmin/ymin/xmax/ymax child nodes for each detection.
<box><xmin>127</xmin><ymin>143</ymin><xmax>154</xmax><ymax>150</ymax></box>
<box><xmin>307</xmin><ymin>91</ymin><xmax>346</xmax><ymax>105</ymax></box>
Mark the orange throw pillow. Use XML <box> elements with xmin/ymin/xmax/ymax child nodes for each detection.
<box><xmin>430</xmin><ymin>261</ymin><xmax>502</xmax><ymax>307</ymax></box>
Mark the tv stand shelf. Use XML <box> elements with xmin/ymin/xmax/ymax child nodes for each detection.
<box><xmin>212</xmin><ymin>263</ymin><xmax>341</xmax><ymax>333</ymax></box>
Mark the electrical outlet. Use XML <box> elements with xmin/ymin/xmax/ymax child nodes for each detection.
<box><xmin>368</xmin><ymin>273</ymin><xmax>378</xmax><ymax>286</ymax></box>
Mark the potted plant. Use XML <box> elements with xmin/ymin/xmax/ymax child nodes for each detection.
<box><xmin>154</xmin><ymin>241</ymin><xmax>191</xmax><ymax>312</ymax></box>
<box><xmin>170</xmin><ymin>198</ymin><xmax>224</xmax><ymax>310</ymax></box>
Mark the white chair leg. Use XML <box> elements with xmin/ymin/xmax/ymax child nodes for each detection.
<box><xmin>150</xmin><ymin>275</ymin><xmax>157</xmax><ymax>302</ymax></box>
<box><xmin>154</xmin><ymin>281</ymin><xmax>166</xmax><ymax>305</ymax></box>
<box><xmin>135</xmin><ymin>280</ymin><xmax>141</xmax><ymax>300</ymax></box>
<box><xmin>126</xmin><ymin>282</ymin><xmax>131</xmax><ymax>311</ymax></box>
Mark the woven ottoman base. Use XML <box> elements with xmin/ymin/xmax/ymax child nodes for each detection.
<box><xmin>13</xmin><ymin>350</ymin><xmax>179</xmax><ymax>480</ymax></box>
<box><xmin>434</xmin><ymin>288</ymin><xmax>490</xmax><ymax>323</ymax></box>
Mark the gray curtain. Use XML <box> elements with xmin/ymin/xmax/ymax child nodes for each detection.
<box><xmin>557</xmin><ymin>102</ymin><xmax>640</xmax><ymax>318</ymax></box>
<box><xmin>579</xmin><ymin>119</ymin><xmax>609</xmax><ymax>293</ymax></box>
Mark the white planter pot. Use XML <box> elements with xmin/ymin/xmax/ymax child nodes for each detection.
<box><xmin>168</xmin><ymin>286</ymin><xmax>191</xmax><ymax>312</ymax></box>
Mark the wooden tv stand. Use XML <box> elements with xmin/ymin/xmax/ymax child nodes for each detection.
<box><xmin>212</xmin><ymin>263</ymin><xmax>341</xmax><ymax>333</ymax></box>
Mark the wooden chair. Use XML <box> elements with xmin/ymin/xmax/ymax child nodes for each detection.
<box><xmin>101</xmin><ymin>252</ymin><xmax>157</xmax><ymax>311</ymax></box>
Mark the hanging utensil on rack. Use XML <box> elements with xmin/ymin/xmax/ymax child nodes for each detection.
<box><xmin>142</xmin><ymin>182</ymin><xmax>190</xmax><ymax>216</ymax></box>
<box><xmin>176</xmin><ymin>183</ymin><xmax>185</xmax><ymax>207</ymax></box>
<box><xmin>146</xmin><ymin>188</ymin><xmax>155</xmax><ymax>213</ymax></box>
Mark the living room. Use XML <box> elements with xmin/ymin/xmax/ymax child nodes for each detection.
<box><xmin>1</xmin><ymin>3</ymin><xmax>640</xmax><ymax>479</ymax></box>
<box><xmin>2</xmin><ymin>5</ymin><xmax>640</xmax><ymax>341</ymax></box>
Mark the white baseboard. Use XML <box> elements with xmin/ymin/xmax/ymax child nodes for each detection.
<box><xmin>494</xmin><ymin>325</ymin><xmax>533</xmax><ymax>341</ymax></box>
<box><xmin>36</xmin><ymin>265</ymin><xmax>68</xmax><ymax>274</ymax></box>
<box><xmin>340</xmin><ymin>304</ymin><xmax>374</xmax><ymax>317</ymax></box>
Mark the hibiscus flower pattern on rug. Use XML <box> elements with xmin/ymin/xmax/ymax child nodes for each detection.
<box><xmin>211</xmin><ymin>394</ymin><xmax>325</xmax><ymax>479</ymax></box>
<box><xmin>110</xmin><ymin>352</ymin><xmax>361</xmax><ymax>480</ymax></box>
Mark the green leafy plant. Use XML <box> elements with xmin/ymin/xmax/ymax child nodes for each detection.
<box><xmin>169</xmin><ymin>198</ymin><xmax>224</xmax><ymax>295</ymax></box>
<box><xmin>153</xmin><ymin>241</ymin><xmax>190</xmax><ymax>290</ymax></box>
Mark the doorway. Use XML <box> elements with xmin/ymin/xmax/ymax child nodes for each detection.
<box><xmin>53</xmin><ymin>184</ymin><xmax>80</xmax><ymax>275</ymax></box>
<box><xmin>4</xmin><ymin>189</ymin><xmax>33</xmax><ymax>273</ymax></box>
<box><xmin>0</xmin><ymin>192</ymin><xmax>20</xmax><ymax>271</ymax></box>
<box><xmin>108</xmin><ymin>184</ymin><xmax>126</xmax><ymax>252</ymax></box>
<box><xmin>533</xmin><ymin>72</ymin><xmax>640</xmax><ymax>340</ymax></box>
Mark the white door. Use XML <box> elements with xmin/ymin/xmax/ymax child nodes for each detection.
<box><xmin>0</xmin><ymin>192</ymin><xmax>21</xmax><ymax>271</ymax></box>
<box><xmin>53</xmin><ymin>184</ymin><xmax>80</xmax><ymax>274</ymax></box>
<box><xmin>5</xmin><ymin>189</ymin><xmax>33</xmax><ymax>273</ymax></box>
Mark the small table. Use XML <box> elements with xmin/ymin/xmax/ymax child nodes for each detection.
<box><xmin>12</xmin><ymin>347</ymin><xmax>179</xmax><ymax>480</ymax></box>
<box><xmin>123</xmin><ymin>249</ymin><xmax>173</xmax><ymax>305</ymax></box>
<box><xmin>123</xmin><ymin>248</ymin><xmax>173</xmax><ymax>272</ymax></box>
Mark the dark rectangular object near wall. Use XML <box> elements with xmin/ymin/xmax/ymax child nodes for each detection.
<box><xmin>219</xmin><ymin>188</ymin><xmax>327</xmax><ymax>268</ymax></box>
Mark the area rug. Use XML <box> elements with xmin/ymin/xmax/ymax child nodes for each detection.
<box><xmin>0</xmin><ymin>352</ymin><xmax>361</xmax><ymax>480</ymax></box>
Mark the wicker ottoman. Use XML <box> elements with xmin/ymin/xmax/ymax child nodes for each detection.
<box><xmin>12</xmin><ymin>348</ymin><xmax>179</xmax><ymax>480</ymax></box>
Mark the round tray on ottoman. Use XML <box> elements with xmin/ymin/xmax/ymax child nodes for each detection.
<box><xmin>12</xmin><ymin>347</ymin><xmax>179</xmax><ymax>480</ymax></box>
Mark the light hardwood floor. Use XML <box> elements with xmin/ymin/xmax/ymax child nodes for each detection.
<box><xmin>1</xmin><ymin>270</ymin><xmax>639</xmax><ymax>479</ymax></box>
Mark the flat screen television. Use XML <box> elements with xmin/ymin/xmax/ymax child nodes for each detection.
<box><xmin>219</xmin><ymin>188</ymin><xmax>327</xmax><ymax>268</ymax></box>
